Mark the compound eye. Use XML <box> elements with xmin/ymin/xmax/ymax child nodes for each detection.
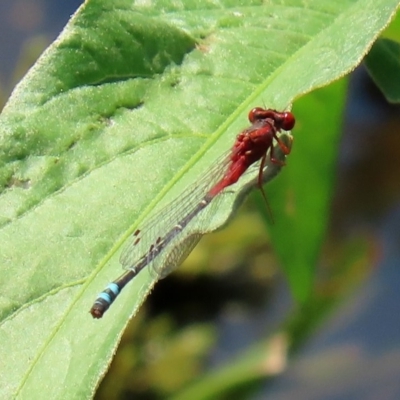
<box><xmin>248</xmin><ymin>107</ymin><xmax>264</xmax><ymax>123</ymax></box>
<box><xmin>281</xmin><ymin>112</ymin><xmax>295</xmax><ymax>130</ymax></box>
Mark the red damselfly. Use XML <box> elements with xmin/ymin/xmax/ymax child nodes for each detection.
<box><xmin>90</xmin><ymin>108</ymin><xmax>295</xmax><ymax>318</ymax></box>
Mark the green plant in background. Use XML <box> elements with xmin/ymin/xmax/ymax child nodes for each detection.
<box><xmin>0</xmin><ymin>0</ymin><xmax>399</xmax><ymax>399</ymax></box>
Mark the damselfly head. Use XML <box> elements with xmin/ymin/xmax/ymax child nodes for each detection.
<box><xmin>280</xmin><ymin>112</ymin><xmax>295</xmax><ymax>131</ymax></box>
<box><xmin>248</xmin><ymin>107</ymin><xmax>295</xmax><ymax>131</ymax></box>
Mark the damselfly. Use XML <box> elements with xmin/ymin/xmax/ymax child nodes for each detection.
<box><xmin>90</xmin><ymin>108</ymin><xmax>295</xmax><ymax>318</ymax></box>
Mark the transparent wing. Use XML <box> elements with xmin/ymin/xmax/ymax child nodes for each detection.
<box><xmin>152</xmin><ymin>185</ymin><xmax>230</xmax><ymax>279</ymax></box>
<box><xmin>157</xmin><ymin>233</ymin><xmax>203</xmax><ymax>279</ymax></box>
<box><xmin>119</xmin><ymin>150</ymin><xmax>231</xmax><ymax>277</ymax></box>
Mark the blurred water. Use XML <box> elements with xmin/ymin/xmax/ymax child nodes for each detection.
<box><xmin>0</xmin><ymin>0</ymin><xmax>81</xmax><ymax>94</ymax></box>
<box><xmin>259</xmin><ymin>205</ymin><xmax>400</xmax><ymax>400</ymax></box>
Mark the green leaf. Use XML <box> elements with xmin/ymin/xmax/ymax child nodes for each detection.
<box><xmin>381</xmin><ymin>8</ymin><xmax>400</xmax><ymax>41</ymax></box>
<box><xmin>0</xmin><ymin>0</ymin><xmax>398</xmax><ymax>398</ymax></box>
<box><xmin>261</xmin><ymin>79</ymin><xmax>348</xmax><ymax>301</ymax></box>
<box><xmin>365</xmin><ymin>38</ymin><xmax>400</xmax><ymax>103</ymax></box>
